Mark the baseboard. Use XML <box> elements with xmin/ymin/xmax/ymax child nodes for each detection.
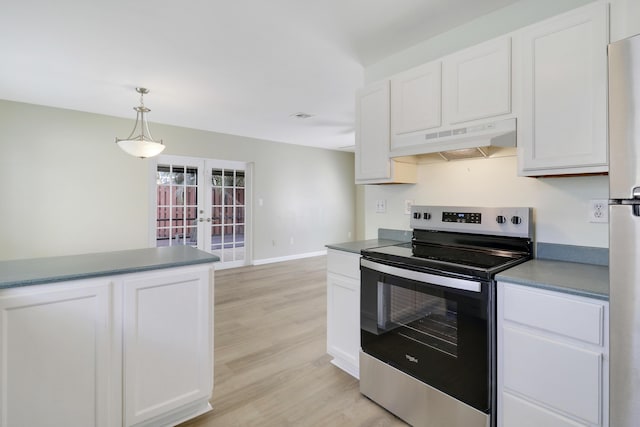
<box><xmin>252</xmin><ymin>250</ymin><xmax>327</xmax><ymax>266</ymax></box>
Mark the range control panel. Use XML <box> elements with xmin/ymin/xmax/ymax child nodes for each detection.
<box><xmin>410</xmin><ymin>206</ymin><xmax>533</xmax><ymax>238</ymax></box>
<box><xmin>442</xmin><ymin>211</ymin><xmax>482</xmax><ymax>224</ymax></box>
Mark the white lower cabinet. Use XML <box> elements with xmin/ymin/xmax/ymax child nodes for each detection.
<box><xmin>123</xmin><ymin>266</ymin><xmax>214</xmax><ymax>427</ymax></box>
<box><xmin>0</xmin><ymin>278</ymin><xmax>114</xmax><ymax>427</ymax></box>
<box><xmin>498</xmin><ymin>282</ymin><xmax>609</xmax><ymax>427</ymax></box>
<box><xmin>0</xmin><ymin>264</ymin><xmax>214</xmax><ymax>427</ymax></box>
<box><xmin>326</xmin><ymin>249</ymin><xmax>361</xmax><ymax>378</ymax></box>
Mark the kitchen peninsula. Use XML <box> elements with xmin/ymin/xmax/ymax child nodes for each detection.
<box><xmin>0</xmin><ymin>246</ymin><xmax>218</xmax><ymax>427</ymax></box>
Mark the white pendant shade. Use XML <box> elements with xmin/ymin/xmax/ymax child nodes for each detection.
<box><xmin>116</xmin><ymin>139</ymin><xmax>166</xmax><ymax>158</ymax></box>
<box><xmin>115</xmin><ymin>87</ymin><xmax>165</xmax><ymax>158</ymax></box>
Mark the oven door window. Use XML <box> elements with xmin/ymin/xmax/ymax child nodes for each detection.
<box><xmin>378</xmin><ymin>283</ymin><xmax>459</xmax><ymax>358</ymax></box>
<box><xmin>361</xmin><ymin>265</ymin><xmax>491</xmax><ymax>412</ymax></box>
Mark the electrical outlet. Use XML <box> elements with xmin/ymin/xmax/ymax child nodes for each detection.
<box><xmin>588</xmin><ymin>199</ymin><xmax>608</xmax><ymax>223</ymax></box>
<box><xmin>404</xmin><ymin>200</ymin><xmax>414</xmax><ymax>215</ymax></box>
<box><xmin>375</xmin><ymin>199</ymin><xmax>387</xmax><ymax>213</ymax></box>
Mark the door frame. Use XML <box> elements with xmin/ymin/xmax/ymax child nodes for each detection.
<box><xmin>148</xmin><ymin>155</ymin><xmax>253</xmax><ymax>269</ymax></box>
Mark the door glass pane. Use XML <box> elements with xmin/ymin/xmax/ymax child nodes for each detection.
<box><xmin>212</xmin><ymin>187</ymin><xmax>222</xmax><ymax>205</ymax></box>
<box><xmin>209</xmin><ymin>166</ymin><xmax>246</xmax><ymax>263</ymax></box>
<box><xmin>236</xmin><ymin>172</ymin><xmax>245</xmax><ymax>187</ymax></box>
<box><xmin>211</xmin><ymin>206</ymin><xmax>222</xmax><ymax>225</ymax></box>
<box><xmin>211</xmin><ymin>225</ymin><xmax>222</xmax><ymax>250</ymax></box>
<box><xmin>211</xmin><ymin>169</ymin><xmax>223</xmax><ymax>186</ymax></box>
<box><xmin>235</xmin><ymin>207</ymin><xmax>245</xmax><ymax>223</ymax></box>
<box><xmin>156</xmin><ymin>163</ymin><xmax>200</xmax><ymax>248</ymax></box>
<box><xmin>224</xmin><ymin>170</ymin><xmax>234</xmax><ymax>186</ymax></box>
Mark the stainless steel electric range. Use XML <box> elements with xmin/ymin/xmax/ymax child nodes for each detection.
<box><xmin>359</xmin><ymin>206</ymin><xmax>533</xmax><ymax>427</ymax></box>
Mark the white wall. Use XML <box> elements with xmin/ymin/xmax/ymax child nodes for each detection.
<box><xmin>364</xmin><ymin>155</ymin><xmax>609</xmax><ymax>247</ymax></box>
<box><xmin>365</xmin><ymin>0</ymin><xmax>593</xmax><ymax>85</ymax></box>
<box><xmin>360</xmin><ymin>0</ymin><xmax>640</xmax><ymax>249</ymax></box>
<box><xmin>0</xmin><ymin>99</ymin><xmax>356</xmax><ymax>261</ymax></box>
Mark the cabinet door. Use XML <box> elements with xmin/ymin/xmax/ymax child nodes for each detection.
<box><xmin>123</xmin><ymin>266</ymin><xmax>213</xmax><ymax>427</ymax></box>
<box><xmin>519</xmin><ymin>2</ymin><xmax>608</xmax><ymax>175</ymax></box>
<box><xmin>327</xmin><ymin>272</ymin><xmax>360</xmax><ymax>378</ymax></box>
<box><xmin>503</xmin><ymin>392</ymin><xmax>587</xmax><ymax>427</ymax></box>
<box><xmin>503</xmin><ymin>327</ymin><xmax>602</xmax><ymax>424</ymax></box>
<box><xmin>355</xmin><ymin>81</ymin><xmax>391</xmax><ymax>181</ymax></box>
<box><xmin>444</xmin><ymin>37</ymin><xmax>511</xmax><ymax>124</ymax></box>
<box><xmin>391</xmin><ymin>61</ymin><xmax>441</xmax><ymax>136</ymax></box>
<box><xmin>0</xmin><ymin>279</ymin><xmax>113</xmax><ymax>427</ymax></box>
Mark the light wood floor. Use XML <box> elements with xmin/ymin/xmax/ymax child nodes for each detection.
<box><xmin>180</xmin><ymin>255</ymin><xmax>407</xmax><ymax>427</ymax></box>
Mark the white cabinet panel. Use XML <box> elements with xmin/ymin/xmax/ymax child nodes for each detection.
<box><xmin>444</xmin><ymin>37</ymin><xmax>512</xmax><ymax>124</ymax></box>
<box><xmin>391</xmin><ymin>61</ymin><xmax>441</xmax><ymax>135</ymax></box>
<box><xmin>498</xmin><ymin>281</ymin><xmax>608</xmax><ymax>427</ymax></box>
<box><xmin>503</xmin><ymin>285</ymin><xmax>603</xmax><ymax>345</ymax></box>
<box><xmin>123</xmin><ymin>266</ymin><xmax>213</xmax><ymax>427</ymax></box>
<box><xmin>355</xmin><ymin>81</ymin><xmax>416</xmax><ymax>184</ymax></box>
<box><xmin>503</xmin><ymin>327</ymin><xmax>602</xmax><ymax>424</ymax></box>
<box><xmin>0</xmin><ymin>279</ymin><xmax>113</xmax><ymax>427</ymax></box>
<box><xmin>518</xmin><ymin>2</ymin><xmax>608</xmax><ymax>175</ymax></box>
<box><xmin>503</xmin><ymin>393</ymin><xmax>586</xmax><ymax>427</ymax></box>
<box><xmin>327</xmin><ymin>249</ymin><xmax>360</xmax><ymax>279</ymax></box>
<box><xmin>356</xmin><ymin>81</ymin><xmax>391</xmax><ymax>181</ymax></box>
<box><xmin>327</xmin><ymin>272</ymin><xmax>360</xmax><ymax>375</ymax></box>
<box><xmin>326</xmin><ymin>249</ymin><xmax>361</xmax><ymax>378</ymax></box>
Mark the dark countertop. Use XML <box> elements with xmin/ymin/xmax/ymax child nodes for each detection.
<box><xmin>496</xmin><ymin>259</ymin><xmax>609</xmax><ymax>301</ymax></box>
<box><xmin>0</xmin><ymin>246</ymin><xmax>219</xmax><ymax>289</ymax></box>
<box><xmin>326</xmin><ymin>239</ymin><xmax>404</xmax><ymax>254</ymax></box>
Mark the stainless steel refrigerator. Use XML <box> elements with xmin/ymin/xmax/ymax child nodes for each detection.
<box><xmin>609</xmin><ymin>32</ymin><xmax>640</xmax><ymax>427</ymax></box>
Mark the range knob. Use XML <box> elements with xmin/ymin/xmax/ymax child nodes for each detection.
<box><xmin>423</xmin><ymin>212</ymin><xmax>432</xmax><ymax>220</ymax></box>
<box><xmin>413</xmin><ymin>212</ymin><xmax>421</xmax><ymax>220</ymax></box>
<box><xmin>496</xmin><ymin>215</ymin><xmax>506</xmax><ymax>224</ymax></box>
<box><xmin>511</xmin><ymin>215</ymin><xmax>522</xmax><ymax>225</ymax></box>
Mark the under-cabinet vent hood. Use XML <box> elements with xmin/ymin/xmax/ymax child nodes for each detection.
<box><xmin>390</xmin><ymin>118</ymin><xmax>516</xmax><ymax>159</ymax></box>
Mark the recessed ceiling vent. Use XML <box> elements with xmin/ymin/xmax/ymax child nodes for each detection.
<box><xmin>290</xmin><ymin>112</ymin><xmax>314</xmax><ymax>119</ymax></box>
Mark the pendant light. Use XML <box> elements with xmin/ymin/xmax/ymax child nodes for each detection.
<box><xmin>115</xmin><ymin>87</ymin><xmax>166</xmax><ymax>158</ymax></box>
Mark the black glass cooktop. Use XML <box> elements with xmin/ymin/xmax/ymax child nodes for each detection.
<box><xmin>362</xmin><ymin>232</ymin><xmax>531</xmax><ymax>280</ymax></box>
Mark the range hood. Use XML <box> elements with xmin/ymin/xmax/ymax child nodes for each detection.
<box><xmin>390</xmin><ymin>118</ymin><xmax>516</xmax><ymax>160</ymax></box>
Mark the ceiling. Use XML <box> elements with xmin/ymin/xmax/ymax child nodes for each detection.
<box><xmin>0</xmin><ymin>0</ymin><xmax>519</xmax><ymax>151</ymax></box>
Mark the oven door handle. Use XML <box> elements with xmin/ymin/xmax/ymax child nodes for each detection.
<box><xmin>361</xmin><ymin>259</ymin><xmax>482</xmax><ymax>293</ymax></box>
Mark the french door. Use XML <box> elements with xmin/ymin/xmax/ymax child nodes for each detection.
<box><xmin>150</xmin><ymin>155</ymin><xmax>251</xmax><ymax>269</ymax></box>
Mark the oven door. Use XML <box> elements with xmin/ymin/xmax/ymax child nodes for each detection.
<box><xmin>360</xmin><ymin>258</ymin><xmax>494</xmax><ymax>413</ymax></box>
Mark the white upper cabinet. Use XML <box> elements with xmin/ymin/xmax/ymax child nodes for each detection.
<box><xmin>391</xmin><ymin>61</ymin><xmax>442</xmax><ymax>136</ymax></box>
<box><xmin>518</xmin><ymin>2</ymin><xmax>608</xmax><ymax>176</ymax></box>
<box><xmin>444</xmin><ymin>37</ymin><xmax>512</xmax><ymax>125</ymax></box>
<box><xmin>356</xmin><ymin>81</ymin><xmax>390</xmax><ymax>181</ymax></box>
<box><xmin>355</xmin><ymin>80</ymin><xmax>416</xmax><ymax>184</ymax></box>
<box><xmin>388</xmin><ymin>36</ymin><xmax>514</xmax><ymax>156</ymax></box>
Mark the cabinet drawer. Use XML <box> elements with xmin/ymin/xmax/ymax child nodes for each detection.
<box><xmin>327</xmin><ymin>249</ymin><xmax>361</xmax><ymax>279</ymax></box>
<box><xmin>502</xmin><ymin>283</ymin><xmax>604</xmax><ymax>345</ymax></box>
<box><xmin>503</xmin><ymin>327</ymin><xmax>602</xmax><ymax>424</ymax></box>
<box><xmin>503</xmin><ymin>392</ymin><xmax>586</xmax><ymax>427</ymax></box>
